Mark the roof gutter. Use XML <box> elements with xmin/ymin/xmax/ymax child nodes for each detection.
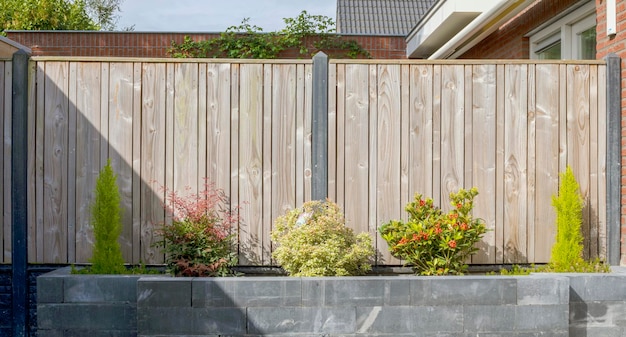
<box><xmin>428</xmin><ymin>0</ymin><xmax>535</xmax><ymax>59</ymax></box>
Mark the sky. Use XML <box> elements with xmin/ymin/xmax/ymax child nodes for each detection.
<box><xmin>116</xmin><ymin>0</ymin><xmax>337</xmax><ymax>32</ymax></box>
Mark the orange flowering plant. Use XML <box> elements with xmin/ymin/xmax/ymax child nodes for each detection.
<box><xmin>379</xmin><ymin>187</ymin><xmax>487</xmax><ymax>275</ymax></box>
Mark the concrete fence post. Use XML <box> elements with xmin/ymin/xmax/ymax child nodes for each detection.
<box><xmin>605</xmin><ymin>53</ymin><xmax>621</xmax><ymax>265</ymax></box>
<box><xmin>11</xmin><ymin>49</ymin><xmax>30</xmax><ymax>336</ymax></box>
<box><xmin>312</xmin><ymin>52</ymin><xmax>329</xmax><ymax>200</ymax></box>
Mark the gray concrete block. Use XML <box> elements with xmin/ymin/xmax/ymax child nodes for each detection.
<box><xmin>322</xmin><ymin>277</ymin><xmax>385</xmax><ymax>306</ymax></box>
<box><xmin>411</xmin><ymin>277</ymin><xmax>517</xmax><ymax>306</ymax></box>
<box><xmin>137</xmin><ymin>307</ymin><xmax>194</xmax><ymax>335</ymax></box>
<box><xmin>64</xmin><ymin>275</ymin><xmax>140</xmax><ymax>303</ymax></box>
<box><xmin>570</xmin><ymin>326</ymin><xmax>623</xmax><ymax>337</ymax></box>
<box><xmin>570</xmin><ymin>301</ymin><xmax>626</xmax><ymax>329</ymax></box>
<box><xmin>355</xmin><ymin>305</ymin><xmax>463</xmax><ymax>334</ymax></box>
<box><xmin>515</xmin><ymin>304</ymin><xmax>569</xmax><ymax>331</ymax></box>
<box><xmin>192</xmin><ymin>278</ymin><xmax>302</xmax><ymax>307</ymax></box>
<box><xmin>37</xmin><ymin>276</ymin><xmax>64</xmax><ymax>303</ymax></box>
<box><xmin>247</xmin><ymin>307</ymin><xmax>356</xmax><ymax>334</ymax></box>
<box><xmin>463</xmin><ymin>305</ymin><xmax>516</xmax><ymax>332</ymax></box>
<box><xmin>384</xmin><ymin>277</ymin><xmax>412</xmax><ymax>306</ymax></box>
<box><xmin>301</xmin><ymin>278</ymin><xmax>323</xmax><ymax>307</ymax></box>
<box><xmin>38</xmin><ymin>303</ymin><xmax>136</xmax><ymax>330</ymax></box>
<box><xmin>137</xmin><ymin>278</ymin><xmax>191</xmax><ymax>307</ymax></box>
<box><xmin>517</xmin><ymin>275</ymin><xmax>569</xmax><ymax>305</ymax></box>
<box><xmin>192</xmin><ymin>307</ymin><xmax>247</xmax><ymax>334</ymax></box>
<box><xmin>569</xmin><ymin>274</ymin><xmax>626</xmax><ymax>301</ymax></box>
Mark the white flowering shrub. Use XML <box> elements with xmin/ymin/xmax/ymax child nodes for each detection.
<box><xmin>270</xmin><ymin>199</ymin><xmax>374</xmax><ymax>276</ymax></box>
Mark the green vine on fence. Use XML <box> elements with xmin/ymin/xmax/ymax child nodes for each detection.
<box><xmin>167</xmin><ymin>11</ymin><xmax>371</xmax><ymax>59</ymax></box>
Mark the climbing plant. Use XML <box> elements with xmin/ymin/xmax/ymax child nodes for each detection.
<box><xmin>168</xmin><ymin>11</ymin><xmax>370</xmax><ymax>59</ymax></box>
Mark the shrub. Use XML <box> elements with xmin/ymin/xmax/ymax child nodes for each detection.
<box><xmin>157</xmin><ymin>181</ymin><xmax>240</xmax><ymax>277</ymax></box>
<box><xmin>545</xmin><ymin>166</ymin><xmax>609</xmax><ymax>273</ymax></box>
<box><xmin>89</xmin><ymin>159</ymin><xmax>126</xmax><ymax>274</ymax></box>
<box><xmin>379</xmin><ymin>188</ymin><xmax>487</xmax><ymax>275</ymax></box>
<box><xmin>270</xmin><ymin>199</ymin><xmax>375</xmax><ymax>276</ymax></box>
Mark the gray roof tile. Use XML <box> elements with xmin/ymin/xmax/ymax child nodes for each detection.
<box><xmin>337</xmin><ymin>0</ymin><xmax>436</xmax><ymax>36</ymax></box>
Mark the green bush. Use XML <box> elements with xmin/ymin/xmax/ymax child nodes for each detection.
<box><xmin>546</xmin><ymin>166</ymin><xmax>609</xmax><ymax>273</ymax></box>
<box><xmin>157</xmin><ymin>182</ymin><xmax>239</xmax><ymax>277</ymax></box>
<box><xmin>379</xmin><ymin>188</ymin><xmax>487</xmax><ymax>275</ymax></box>
<box><xmin>270</xmin><ymin>199</ymin><xmax>375</xmax><ymax>276</ymax></box>
<box><xmin>88</xmin><ymin>159</ymin><xmax>126</xmax><ymax>274</ymax></box>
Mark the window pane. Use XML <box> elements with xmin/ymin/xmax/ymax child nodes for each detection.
<box><xmin>579</xmin><ymin>26</ymin><xmax>596</xmax><ymax>59</ymax></box>
<box><xmin>538</xmin><ymin>41</ymin><xmax>561</xmax><ymax>59</ymax></box>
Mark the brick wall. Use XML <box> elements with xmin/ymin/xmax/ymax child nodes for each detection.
<box><xmin>459</xmin><ymin>0</ymin><xmax>581</xmax><ymax>59</ymax></box>
<box><xmin>5</xmin><ymin>31</ymin><xmax>407</xmax><ymax>59</ymax></box>
<box><xmin>596</xmin><ymin>0</ymin><xmax>626</xmax><ymax>266</ymax></box>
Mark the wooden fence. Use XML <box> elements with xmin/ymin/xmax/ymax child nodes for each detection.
<box><xmin>0</xmin><ymin>57</ymin><xmax>607</xmax><ymax>266</ymax></box>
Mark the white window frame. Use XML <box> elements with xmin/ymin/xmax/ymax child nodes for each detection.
<box><xmin>529</xmin><ymin>2</ymin><xmax>596</xmax><ymax>59</ymax></box>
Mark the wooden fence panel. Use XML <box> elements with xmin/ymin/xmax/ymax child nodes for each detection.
<box><xmin>0</xmin><ymin>59</ymin><xmax>608</xmax><ymax>266</ymax></box>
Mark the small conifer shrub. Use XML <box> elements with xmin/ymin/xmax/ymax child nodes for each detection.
<box><xmin>547</xmin><ymin>166</ymin><xmax>608</xmax><ymax>272</ymax></box>
<box><xmin>89</xmin><ymin>159</ymin><xmax>126</xmax><ymax>274</ymax></box>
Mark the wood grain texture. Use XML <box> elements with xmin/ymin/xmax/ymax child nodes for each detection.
<box><xmin>43</xmin><ymin>62</ymin><xmax>69</xmax><ymax>263</ymax></box>
<box><xmin>74</xmin><ymin>62</ymin><xmax>102</xmax><ymax>263</ymax></box>
<box><xmin>238</xmin><ymin>64</ymin><xmax>264</xmax><ymax>265</ymax></box>
<box><xmin>534</xmin><ymin>64</ymin><xmax>560</xmax><ymax>263</ymax></box>
<box><xmin>108</xmin><ymin>62</ymin><xmax>135</xmax><ymax>262</ymax></box>
<box><xmin>503</xmin><ymin>65</ymin><xmax>528</xmax><ymax>264</ymax></box>
<box><xmin>27</xmin><ymin>61</ymin><xmax>37</xmax><ymax>263</ymax></box>
<box><xmin>140</xmin><ymin>63</ymin><xmax>166</xmax><ymax>264</ymax></box>
<box><xmin>440</xmin><ymin>65</ymin><xmax>465</xmax><ymax>208</ymax></box>
<box><xmin>471</xmin><ymin>64</ymin><xmax>497</xmax><ymax>264</ymax></box>
<box><xmin>344</xmin><ymin>64</ymin><xmax>370</xmax><ymax>237</ymax></box>
<box><xmin>597</xmin><ymin>65</ymin><xmax>607</xmax><ymax>260</ymax></box>
<box><xmin>375</xmin><ymin>64</ymin><xmax>401</xmax><ymax>265</ymax></box>
<box><xmin>271</xmin><ymin>64</ymin><xmax>297</xmax><ymax>229</ymax></box>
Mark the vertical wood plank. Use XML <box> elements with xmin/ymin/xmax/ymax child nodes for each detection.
<box><xmin>140</xmin><ymin>62</ymin><xmax>166</xmax><ymax>264</ymax></box>
<box><xmin>376</xmin><ymin>64</ymin><xmax>401</xmax><ymax>265</ymax></box>
<box><xmin>230</xmin><ymin>64</ymin><xmax>240</xmax><ymax>249</ymax></box>
<box><xmin>567</xmin><ymin>64</ymin><xmax>591</xmax><ymax>259</ymax></box>
<box><xmin>198</xmin><ymin>63</ymin><xmax>208</xmax><ymax>182</ymax></box>
<box><xmin>27</xmin><ymin>61</ymin><xmax>37</xmax><ymax>263</ymax></box>
<box><xmin>67</xmin><ymin>62</ymin><xmax>77</xmax><ymax>263</ymax></box>
<box><xmin>327</xmin><ymin>63</ymin><xmax>337</xmax><ymax>202</ymax></box>
<box><xmin>108</xmin><ymin>62</ymin><xmax>135</xmax><ymax>262</ymax></box>
<box><xmin>432</xmin><ymin>65</ymin><xmax>441</xmax><ymax>205</ymax></box>
<box><xmin>206</xmin><ymin>63</ymin><xmax>232</xmax><ymax>193</ymax></box>
<box><xmin>409</xmin><ymin>65</ymin><xmax>434</xmax><ymax>198</ymax></box>
<box><xmin>368</xmin><ymin>64</ymin><xmax>377</xmax><ymax>263</ymax></box>
<box><xmin>589</xmin><ymin>64</ymin><xmax>599</xmax><ymax>259</ymax></box>
<box><xmin>526</xmin><ymin>64</ymin><xmax>536</xmax><ymax>263</ymax></box>
<box><xmin>262</xmin><ymin>64</ymin><xmax>272</xmax><ymax>263</ymax></box>
<box><xmin>440</xmin><ymin>65</ymin><xmax>464</xmax><ymax>208</ymax></box>
<box><xmin>74</xmin><ymin>62</ymin><xmax>102</xmax><ymax>263</ymax></box>
<box><xmin>400</xmin><ymin>65</ymin><xmax>410</xmax><ymax>220</ymax></box>
<box><xmin>533</xmin><ymin>64</ymin><xmax>560</xmax><ymax>263</ymax></box>
<box><xmin>295</xmin><ymin>64</ymin><xmax>305</xmax><ymax>206</ymax></box>
<box><xmin>131</xmin><ymin>63</ymin><xmax>142</xmax><ymax>264</ymax></box>
<box><xmin>238</xmin><ymin>63</ymin><xmax>263</xmax><ymax>265</ymax></box>
<box><xmin>43</xmin><ymin>62</ymin><xmax>69</xmax><ymax>263</ymax></box>
<box><xmin>495</xmin><ymin>64</ymin><xmax>505</xmax><ymax>264</ymax></box>
<box><xmin>503</xmin><ymin>64</ymin><xmax>528</xmax><ymax>263</ymax></box>
<box><xmin>597</xmin><ymin>65</ymin><xmax>607</xmax><ymax>260</ymax></box>
<box><xmin>471</xmin><ymin>64</ymin><xmax>497</xmax><ymax>264</ymax></box>
<box><xmin>335</xmin><ymin>64</ymin><xmax>346</xmax><ymax>209</ymax></box>
<box><xmin>164</xmin><ymin>63</ymin><xmax>175</xmax><ymax>228</ymax></box>
<box><xmin>344</xmin><ymin>64</ymin><xmax>369</xmax><ymax>237</ymax></box>
<box><xmin>271</xmin><ymin>64</ymin><xmax>297</xmax><ymax>228</ymax></box>
<box><xmin>173</xmin><ymin>63</ymin><xmax>199</xmax><ymax>194</ymax></box>
<box><xmin>35</xmin><ymin>62</ymin><xmax>45</xmax><ymax>263</ymax></box>
<box><xmin>303</xmin><ymin>64</ymin><xmax>313</xmax><ymax>203</ymax></box>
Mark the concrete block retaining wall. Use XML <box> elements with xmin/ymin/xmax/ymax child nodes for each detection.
<box><xmin>37</xmin><ymin>267</ymin><xmax>626</xmax><ymax>336</ymax></box>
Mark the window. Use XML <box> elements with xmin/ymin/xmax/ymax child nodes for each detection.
<box><xmin>529</xmin><ymin>2</ymin><xmax>596</xmax><ymax>60</ymax></box>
